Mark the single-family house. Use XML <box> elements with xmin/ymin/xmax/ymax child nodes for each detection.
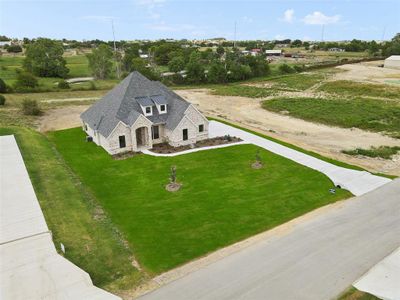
<box><xmin>80</xmin><ymin>72</ymin><xmax>209</xmax><ymax>155</ymax></box>
<box><xmin>265</xmin><ymin>49</ymin><xmax>282</xmax><ymax>56</ymax></box>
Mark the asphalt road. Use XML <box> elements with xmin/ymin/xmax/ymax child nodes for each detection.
<box><xmin>139</xmin><ymin>179</ymin><xmax>400</xmax><ymax>300</ymax></box>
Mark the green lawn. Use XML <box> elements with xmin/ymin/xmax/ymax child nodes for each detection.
<box><xmin>0</xmin><ymin>126</ymin><xmax>142</xmax><ymax>291</ymax></box>
<box><xmin>319</xmin><ymin>80</ymin><xmax>400</xmax><ymax>99</ymax></box>
<box><xmin>338</xmin><ymin>288</ymin><xmax>380</xmax><ymax>300</ymax></box>
<box><xmin>50</xmin><ymin>127</ymin><xmax>351</xmax><ymax>274</ymax></box>
<box><xmin>262</xmin><ymin>97</ymin><xmax>400</xmax><ymax>138</ymax></box>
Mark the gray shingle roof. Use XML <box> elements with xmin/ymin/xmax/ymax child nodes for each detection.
<box><xmin>80</xmin><ymin>71</ymin><xmax>190</xmax><ymax>137</ymax></box>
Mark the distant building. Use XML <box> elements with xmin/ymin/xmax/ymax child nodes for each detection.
<box><xmin>139</xmin><ymin>54</ymin><xmax>149</xmax><ymax>59</ymax></box>
<box><xmin>384</xmin><ymin>55</ymin><xmax>400</xmax><ymax>70</ymax></box>
<box><xmin>328</xmin><ymin>48</ymin><xmax>345</xmax><ymax>52</ymax></box>
<box><xmin>265</xmin><ymin>50</ymin><xmax>282</xmax><ymax>56</ymax></box>
<box><xmin>0</xmin><ymin>41</ymin><xmax>12</xmax><ymax>47</ymax></box>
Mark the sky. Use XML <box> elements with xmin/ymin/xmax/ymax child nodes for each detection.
<box><xmin>1</xmin><ymin>0</ymin><xmax>399</xmax><ymax>41</ymax></box>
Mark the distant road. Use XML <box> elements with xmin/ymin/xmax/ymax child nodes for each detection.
<box><xmin>139</xmin><ymin>179</ymin><xmax>400</xmax><ymax>300</ymax></box>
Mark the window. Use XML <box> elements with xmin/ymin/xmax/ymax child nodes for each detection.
<box><xmin>152</xmin><ymin>125</ymin><xmax>159</xmax><ymax>140</ymax></box>
<box><xmin>119</xmin><ymin>135</ymin><xmax>126</xmax><ymax>148</ymax></box>
<box><xmin>199</xmin><ymin>124</ymin><xmax>204</xmax><ymax>132</ymax></box>
<box><xmin>160</xmin><ymin>105</ymin><xmax>166</xmax><ymax>112</ymax></box>
<box><xmin>84</xmin><ymin>124</ymin><xmax>88</xmax><ymax>131</ymax></box>
<box><xmin>183</xmin><ymin>128</ymin><xmax>188</xmax><ymax>141</ymax></box>
<box><xmin>145</xmin><ymin>107</ymin><xmax>152</xmax><ymax>114</ymax></box>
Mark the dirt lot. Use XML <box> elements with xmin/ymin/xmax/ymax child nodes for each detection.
<box><xmin>39</xmin><ymin>105</ymin><xmax>89</xmax><ymax>132</ymax></box>
<box><xmin>334</xmin><ymin>60</ymin><xmax>400</xmax><ymax>85</ymax></box>
<box><xmin>175</xmin><ymin>89</ymin><xmax>400</xmax><ymax>176</ymax></box>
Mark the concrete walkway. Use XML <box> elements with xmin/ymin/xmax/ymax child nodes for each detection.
<box><xmin>207</xmin><ymin>121</ymin><xmax>390</xmax><ymax>196</ymax></box>
<box><xmin>139</xmin><ymin>179</ymin><xmax>400</xmax><ymax>300</ymax></box>
<box><xmin>354</xmin><ymin>247</ymin><xmax>400</xmax><ymax>300</ymax></box>
<box><xmin>0</xmin><ymin>135</ymin><xmax>120</xmax><ymax>300</ymax></box>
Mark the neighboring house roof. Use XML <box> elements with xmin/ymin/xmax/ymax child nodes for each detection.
<box><xmin>80</xmin><ymin>71</ymin><xmax>190</xmax><ymax>137</ymax></box>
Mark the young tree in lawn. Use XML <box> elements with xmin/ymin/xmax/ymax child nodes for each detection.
<box><xmin>14</xmin><ymin>71</ymin><xmax>38</xmax><ymax>90</ymax></box>
<box><xmin>23</xmin><ymin>38</ymin><xmax>69</xmax><ymax>78</ymax></box>
<box><xmin>0</xmin><ymin>78</ymin><xmax>7</xmax><ymax>93</ymax></box>
<box><xmin>168</xmin><ymin>56</ymin><xmax>185</xmax><ymax>73</ymax></box>
<box><xmin>87</xmin><ymin>44</ymin><xmax>113</xmax><ymax>79</ymax></box>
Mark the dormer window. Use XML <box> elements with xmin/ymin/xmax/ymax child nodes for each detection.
<box><xmin>144</xmin><ymin>106</ymin><xmax>153</xmax><ymax>116</ymax></box>
<box><xmin>160</xmin><ymin>105</ymin><xmax>166</xmax><ymax>112</ymax></box>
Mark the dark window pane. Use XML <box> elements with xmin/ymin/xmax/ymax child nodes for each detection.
<box><xmin>146</xmin><ymin>107</ymin><xmax>151</xmax><ymax>114</ymax></box>
<box><xmin>199</xmin><ymin>124</ymin><xmax>204</xmax><ymax>132</ymax></box>
<box><xmin>152</xmin><ymin>126</ymin><xmax>160</xmax><ymax>139</ymax></box>
<box><xmin>183</xmin><ymin>129</ymin><xmax>188</xmax><ymax>141</ymax></box>
<box><xmin>119</xmin><ymin>135</ymin><xmax>126</xmax><ymax>148</ymax></box>
<box><xmin>160</xmin><ymin>105</ymin><xmax>166</xmax><ymax>112</ymax></box>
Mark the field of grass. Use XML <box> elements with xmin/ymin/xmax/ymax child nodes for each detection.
<box><xmin>342</xmin><ymin>146</ymin><xmax>400</xmax><ymax>159</ymax></box>
<box><xmin>262</xmin><ymin>97</ymin><xmax>400</xmax><ymax>138</ymax></box>
<box><xmin>0</xmin><ymin>126</ymin><xmax>142</xmax><ymax>291</ymax></box>
<box><xmin>50</xmin><ymin>127</ymin><xmax>351</xmax><ymax>274</ymax></box>
<box><xmin>263</xmin><ymin>72</ymin><xmax>326</xmax><ymax>91</ymax></box>
<box><xmin>319</xmin><ymin>80</ymin><xmax>400</xmax><ymax>99</ymax></box>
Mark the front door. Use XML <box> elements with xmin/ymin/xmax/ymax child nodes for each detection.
<box><xmin>183</xmin><ymin>128</ymin><xmax>188</xmax><ymax>141</ymax></box>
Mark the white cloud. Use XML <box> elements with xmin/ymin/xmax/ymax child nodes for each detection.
<box><xmin>280</xmin><ymin>9</ymin><xmax>294</xmax><ymax>23</ymax></box>
<box><xmin>242</xmin><ymin>16</ymin><xmax>253</xmax><ymax>23</ymax></box>
<box><xmin>302</xmin><ymin>11</ymin><xmax>341</xmax><ymax>25</ymax></box>
<box><xmin>274</xmin><ymin>34</ymin><xmax>285</xmax><ymax>40</ymax></box>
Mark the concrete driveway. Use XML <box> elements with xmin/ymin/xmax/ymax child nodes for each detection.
<box><xmin>139</xmin><ymin>179</ymin><xmax>400</xmax><ymax>300</ymax></box>
<box><xmin>208</xmin><ymin>121</ymin><xmax>391</xmax><ymax>196</ymax></box>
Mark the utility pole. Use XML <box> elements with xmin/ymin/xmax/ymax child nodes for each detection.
<box><xmin>381</xmin><ymin>25</ymin><xmax>386</xmax><ymax>41</ymax></box>
<box><xmin>233</xmin><ymin>21</ymin><xmax>237</xmax><ymax>49</ymax></box>
<box><xmin>111</xmin><ymin>19</ymin><xmax>121</xmax><ymax>79</ymax></box>
<box><xmin>321</xmin><ymin>24</ymin><xmax>325</xmax><ymax>42</ymax></box>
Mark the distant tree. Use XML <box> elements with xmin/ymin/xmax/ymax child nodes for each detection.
<box><xmin>122</xmin><ymin>43</ymin><xmax>140</xmax><ymax>71</ymax></box>
<box><xmin>23</xmin><ymin>38</ymin><xmax>69</xmax><ymax>78</ymax></box>
<box><xmin>0</xmin><ymin>95</ymin><xmax>5</xmax><ymax>105</ymax></box>
<box><xmin>291</xmin><ymin>39</ymin><xmax>303</xmax><ymax>47</ymax></box>
<box><xmin>7</xmin><ymin>45</ymin><xmax>23</xmax><ymax>53</ymax></box>
<box><xmin>303</xmin><ymin>41</ymin><xmax>310</xmax><ymax>50</ymax></box>
<box><xmin>131</xmin><ymin>58</ymin><xmax>159</xmax><ymax>80</ymax></box>
<box><xmin>14</xmin><ymin>71</ymin><xmax>38</xmax><ymax>89</ymax></box>
<box><xmin>57</xmin><ymin>80</ymin><xmax>70</xmax><ymax>89</ymax></box>
<box><xmin>186</xmin><ymin>52</ymin><xmax>205</xmax><ymax>83</ymax></box>
<box><xmin>228</xmin><ymin>64</ymin><xmax>252</xmax><ymax>81</ymax></box>
<box><xmin>153</xmin><ymin>43</ymin><xmax>180</xmax><ymax>65</ymax></box>
<box><xmin>87</xmin><ymin>44</ymin><xmax>113</xmax><ymax>79</ymax></box>
<box><xmin>383</xmin><ymin>33</ymin><xmax>400</xmax><ymax>56</ymax></box>
<box><xmin>168</xmin><ymin>56</ymin><xmax>185</xmax><ymax>73</ymax></box>
<box><xmin>208</xmin><ymin>61</ymin><xmax>227</xmax><ymax>83</ymax></box>
<box><xmin>216</xmin><ymin>45</ymin><xmax>225</xmax><ymax>56</ymax></box>
<box><xmin>0</xmin><ymin>78</ymin><xmax>7</xmax><ymax>93</ymax></box>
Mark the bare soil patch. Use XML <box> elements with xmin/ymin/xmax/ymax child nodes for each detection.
<box><xmin>175</xmin><ymin>89</ymin><xmax>400</xmax><ymax>176</ymax></box>
<box><xmin>334</xmin><ymin>61</ymin><xmax>400</xmax><ymax>85</ymax></box>
<box><xmin>39</xmin><ymin>105</ymin><xmax>89</xmax><ymax>132</ymax></box>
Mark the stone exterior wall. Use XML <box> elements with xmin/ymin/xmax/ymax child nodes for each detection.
<box><xmin>82</xmin><ymin>104</ymin><xmax>209</xmax><ymax>154</ymax></box>
<box><xmin>184</xmin><ymin>105</ymin><xmax>209</xmax><ymax>141</ymax></box>
<box><xmin>107</xmin><ymin>122</ymin><xmax>133</xmax><ymax>154</ymax></box>
<box><xmin>168</xmin><ymin>116</ymin><xmax>197</xmax><ymax>147</ymax></box>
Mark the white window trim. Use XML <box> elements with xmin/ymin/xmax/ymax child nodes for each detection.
<box><xmin>142</xmin><ymin>105</ymin><xmax>153</xmax><ymax>116</ymax></box>
<box><xmin>156</xmin><ymin>104</ymin><xmax>167</xmax><ymax>114</ymax></box>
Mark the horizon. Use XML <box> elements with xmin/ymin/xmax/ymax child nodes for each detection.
<box><xmin>1</xmin><ymin>0</ymin><xmax>399</xmax><ymax>42</ymax></box>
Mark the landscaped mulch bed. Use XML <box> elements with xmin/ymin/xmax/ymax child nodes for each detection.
<box><xmin>150</xmin><ymin>136</ymin><xmax>242</xmax><ymax>154</ymax></box>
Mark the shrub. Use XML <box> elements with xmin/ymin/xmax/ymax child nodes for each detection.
<box><xmin>293</xmin><ymin>65</ymin><xmax>304</xmax><ymax>73</ymax></box>
<box><xmin>279</xmin><ymin>64</ymin><xmax>295</xmax><ymax>74</ymax></box>
<box><xmin>22</xmin><ymin>99</ymin><xmax>41</xmax><ymax>115</ymax></box>
<box><xmin>0</xmin><ymin>78</ymin><xmax>7</xmax><ymax>93</ymax></box>
<box><xmin>58</xmin><ymin>80</ymin><xmax>70</xmax><ymax>89</ymax></box>
<box><xmin>0</xmin><ymin>95</ymin><xmax>5</xmax><ymax>105</ymax></box>
<box><xmin>89</xmin><ymin>81</ymin><xmax>97</xmax><ymax>90</ymax></box>
<box><xmin>14</xmin><ymin>71</ymin><xmax>38</xmax><ymax>91</ymax></box>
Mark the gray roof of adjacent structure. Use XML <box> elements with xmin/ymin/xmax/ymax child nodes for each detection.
<box><xmin>80</xmin><ymin>72</ymin><xmax>190</xmax><ymax>138</ymax></box>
